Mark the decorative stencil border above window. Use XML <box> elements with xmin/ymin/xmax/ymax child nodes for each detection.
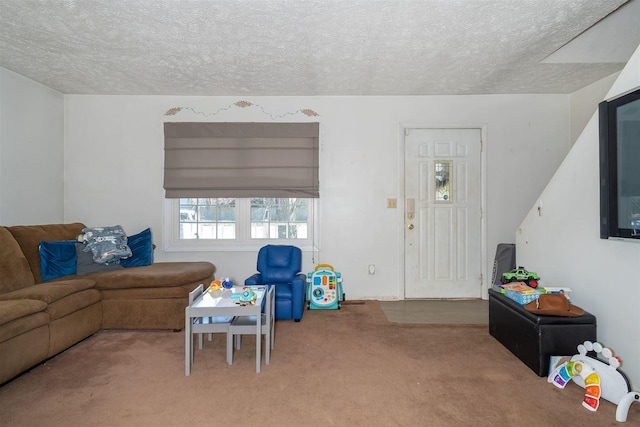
<box><xmin>164</xmin><ymin>101</ymin><xmax>319</xmax><ymax>120</ymax></box>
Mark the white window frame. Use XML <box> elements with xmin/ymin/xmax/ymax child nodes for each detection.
<box><xmin>163</xmin><ymin>198</ymin><xmax>319</xmax><ymax>252</ymax></box>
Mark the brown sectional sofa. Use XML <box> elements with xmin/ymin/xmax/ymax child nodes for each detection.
<box><xmin>0</xmin><ymin>223</ymin><xmax>214</xmax><ymax>385</ymax></box>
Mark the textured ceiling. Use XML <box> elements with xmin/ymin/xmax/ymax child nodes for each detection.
<box><xmin>0</xmin><ymin>0</ymin><xmax>635</xmax><ymax>96</ymax></box>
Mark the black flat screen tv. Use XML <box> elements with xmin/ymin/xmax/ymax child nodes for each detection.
<box><xmin>599</xmin><ymin>86</ymin><xmax>640</xmax><ymax>240</ymax></box>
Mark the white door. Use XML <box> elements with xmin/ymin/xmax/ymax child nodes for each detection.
<box><xmin>404</xmin><ymin>128</ymin><xmax>482</xmax><ymax>299</ymax></box>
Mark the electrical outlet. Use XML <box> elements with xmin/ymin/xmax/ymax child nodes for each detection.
<box><xmin>387</xmin><ymin>198</ymin><xmax>397</xmax><ymax>208</ymax></box>
<box><xmin>368</xmin><ymin>264</ymin><xmax>376</xmax><ymax>275</ymax></box>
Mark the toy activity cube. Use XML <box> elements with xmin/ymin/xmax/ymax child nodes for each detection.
<box><xmin>306</xmin><ymin>264</ymin><xmax>344</xmax><ymax>310</ymax></box>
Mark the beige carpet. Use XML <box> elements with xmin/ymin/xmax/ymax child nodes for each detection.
<box><xmin>1</xmin><ymin>301</ymin><xmax>638</xmax><ymax>427</ymax></box>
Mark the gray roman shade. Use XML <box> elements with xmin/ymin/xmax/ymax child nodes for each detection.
<box><xmin>164</xmin><ymin>122</ymin><xmax>319</xmax><ymax>198</ymax></box>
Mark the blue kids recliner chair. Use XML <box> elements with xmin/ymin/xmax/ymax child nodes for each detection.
<box><xmin>245</xmin><ymin>245</ymin><xmax>306</xmax><ymax>322</ymax></box>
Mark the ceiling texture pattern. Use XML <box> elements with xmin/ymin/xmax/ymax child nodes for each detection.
<box><xmin>0</xmin><ymin>0</ymin><xmax>636</xmax><ymax>96</ymax></box>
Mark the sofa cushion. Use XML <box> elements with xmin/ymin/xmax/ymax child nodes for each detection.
<box><xmin>0</xmin><ymin>279</ymin><xmax>96</xmax><ymax>305</ymax></box>
<box><xmin>82</xmin><ymin>262</ymin><xmax>215</xmax><ymax>290</ymax></box>
<box><xmin>76</xmin><ymin>244</ymin><xmax>123</xmax><ymax>275</ymax></box>
<box><xmin>39</xmin><ymin>240</ymin><xmax>78</xmax><ymax>282</ymax></box>
<box><xmin>0</xmin><ymin>227</ymin><xmax>36</xmax><ymax>293</ymax></box>
<box><xmin>7</xmin><ymin>223</ymin><xmax>86</xmax><ymax>283</ymax></box>
<box><xmin>46</xmin><ymin>289</ymin><xmax>102</xmax><ymax>320</ymax></box>
<box><xmin>0</xmin><ymin>311</ymin><xmax>49</xmax><ymax>345</ymax></box>
<box><xmin>120</xmin><ymin>228</ymin><xmax>153</xmax><ymax>268</ymax></box>
<box><xmin>0</xmin><ymin>299</ymin><xmax>47</xmax><ymax>327</ymax></box>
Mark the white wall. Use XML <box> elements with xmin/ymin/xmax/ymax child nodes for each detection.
<box><xmin>0</xmin><ymin>67</ymin><xmax>64</xmax><ymax>225</ymax></box>
<box><xmin>570</xmin><ymin>72</ymin><xmax>619</xmax><ymax>145</ymax></box>
<box><xmin>63</xmin><ymin>94</ymin><xmax>571</xmax><ymax>300</ymax></box>
<box><xmin>517</xmin><ymin>44</ymin><xmax>640</xmax><ymax>388</ymax></box>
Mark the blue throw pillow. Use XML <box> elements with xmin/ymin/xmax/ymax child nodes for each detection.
<box><xmin>121</xmin><ymin>228</ymin><xmax>153</xmax><ymax>267</ymax></box>
<box><xmin>39</xmin><ymin>240</ymin><xmax>78</xmax><ymax>281</ymax></box>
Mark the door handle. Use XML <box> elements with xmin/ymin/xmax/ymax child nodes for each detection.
<box><xmin>406</xmin><ymin>198</ymin><xmax>415</xmax><ymax>220</ymax></box>
<box><xmin>408</xmin><ymin>224</ymin><xmax>414</xmax><ymax>230</ymax></box>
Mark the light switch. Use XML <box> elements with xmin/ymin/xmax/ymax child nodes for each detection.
<box><xmin>387</xmin><ymin>198</ymin><xmax>397</xmax><ymax>208</ymax></box>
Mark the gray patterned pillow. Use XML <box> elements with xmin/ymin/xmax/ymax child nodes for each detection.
<box><xmin>75</xmin><ymin>244</ymin><xmax>123</xmax><ymax>275</ymax></box>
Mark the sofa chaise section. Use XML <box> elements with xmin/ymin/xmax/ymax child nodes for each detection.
<box><xmin>77</xmin><ymin>261</ymin><xmax>214</xmax><ymax>329</ymax></box>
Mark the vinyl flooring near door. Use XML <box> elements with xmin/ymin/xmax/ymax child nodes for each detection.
<box><xmin>379</xmin><ymin>299</ymin><xmax>488</xmax><ymax>325</ymax></box>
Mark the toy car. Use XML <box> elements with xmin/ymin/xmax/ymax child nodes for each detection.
<box><xmin>502</xmin><ymin>266</ymin><xmax>540</xmax><ymax>288</ymax></box>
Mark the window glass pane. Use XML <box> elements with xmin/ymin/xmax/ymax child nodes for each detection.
<box><xmin>179</xmin><ymin>198</ymin><xmax>235</xmax><ymax>239</ymax></box>
<box><xmin>434</xmin><ymin>161</ymin><xmax>452</xmax><ymax>203</ymax></box>
<box><xmin>250</xmin><ymin>198</ymin><xmax>308</xmax><ymax>239</ymax></box>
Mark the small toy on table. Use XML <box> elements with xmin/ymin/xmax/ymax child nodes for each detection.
<box><xmin>209</xmin><ymin>280</ymin><xmax>222</xmax><ymax>291</ymax></box>
<box><xmin>230</xmin><ymin>287</ymin><xmax>257</xmax><ymax>305</ymax></box>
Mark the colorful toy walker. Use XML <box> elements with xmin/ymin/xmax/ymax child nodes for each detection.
<box><xmin>548</xmin><ymin>340</ymin><xmax>632</xmax><ymax>421</ymax></box>
<box><xmin>306</xmin><ymin>264</ymin><xmax>344</xmax><ymax>310</ymax></box>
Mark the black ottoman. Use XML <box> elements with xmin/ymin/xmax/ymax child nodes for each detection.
<box><xmin>488</xmin><ymin>288</ymin><xmax>597</xmax><ymax>376</ymax></box>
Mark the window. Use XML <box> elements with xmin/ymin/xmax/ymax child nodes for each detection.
<box><xmin>165</xmin><ymin>197</ymin><xmax>316</xmax><ymax>251</ymax></box>
<box><xmin>434</xmin><ymin>160</ymin><xmax>453</xmax><ymax>203</ymax></box>
<box><xmin>179</xmin><ymin>198</ymin><xmax>236</xmax><ymax>239</ymax></box>
<box><xmin>250</xmin><ymin>198</ymin><xmax>308</xmax><ymax>239</ymax></box>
